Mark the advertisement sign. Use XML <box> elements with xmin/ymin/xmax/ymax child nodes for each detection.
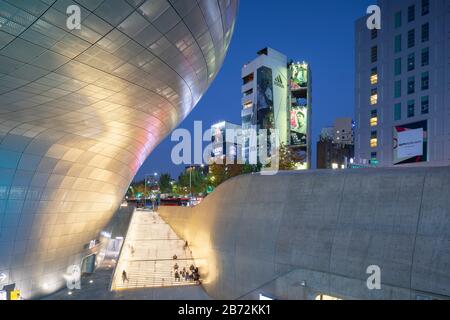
<box><xmin>397</xmin><ymin>128</ymin><xmax>423</xmax><ymax>158</ymax></box>
<box><xmin>290</xmin><ymin>100</ymin><xmax>308</xmax><ymax>146</ymax></box>
<box><xmin>256</xmin><ymin>66</ymin><xmax>274</xmax><ymax>130</ymax></box>
<box><xmin>393</xmin><ymin>121</ymin><xmax>428</xmax><ymax>165</ymax></box>
<box><xmin>290</xmin><ymin>63</ymin><xmax>308</xmax><ymax>90</ymax></box>
<box><xmin>256</xmin><ymin>66</ymin><xmax>275</xmax><ymax>157</ymax></box>
<box><xmin>289</xmin><ymin>63</ymin><xmax>309</xmax><ymax>146</ymax></box>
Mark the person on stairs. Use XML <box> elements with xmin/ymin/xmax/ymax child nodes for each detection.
<box><xmin>122</xmin><ymin>270</ymin><xmax>129</xmax><ymax>284</ymax></box>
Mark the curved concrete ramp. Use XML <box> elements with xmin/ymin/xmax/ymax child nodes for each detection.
<box><xmin>159</xmin><ymin>167</ymin><xmax>450</xmax><ymax>300</ymax></box>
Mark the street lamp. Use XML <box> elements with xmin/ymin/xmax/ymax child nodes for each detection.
<box><xmin>144</xmin><ymin>173</ymin><xmax>158</xmax><ymax>208</ymax></box>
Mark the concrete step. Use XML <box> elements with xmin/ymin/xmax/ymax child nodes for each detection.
<box><xmin>112</xmin><ymin>210</ymin><xmax>200</xmax><ymax>291</ymax></box>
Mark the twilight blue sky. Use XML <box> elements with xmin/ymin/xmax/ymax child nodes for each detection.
<box><xmin>135</xmin><ymin>0</ymin><xmax>373</xmax><ymax>181</ymax></box>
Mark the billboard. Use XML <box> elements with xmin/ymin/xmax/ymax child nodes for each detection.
<box><xmin>290</xmin><ymin>63</ymin><xmax>308</xmax><ymax>90</ymax></box>
<box><xmin>256</xmin><ymin>66</ymin><xmax>275</xmax><ymax>157</ymax></box>
<box><xmin>393</xmin><ymin>120</ymin><xmax>428</xmax><ymax>165</ymax></box>
<box><xmin>290</xmin><ymin>99</ymin><xmax>308</xmax><ymax>146</ymax></box>
<box><xmin>289</xmin><ymin>63</ymin><xmax>309</xmax><ymax>147</ymax></box>
<box><xmin>256</xmin><ymin>66</ymin><xmax>274</xmax><ymax>130</ymax></box>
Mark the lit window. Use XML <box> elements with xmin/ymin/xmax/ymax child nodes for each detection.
<box><xmin>370</xmin><ymin>130</ymin><xmax>378</xmax><ymax>148</ymax></box>
<box><xmin>370</xmin><ymin>67</ymin><xmax>378</xmax><ymax>85</ymax></box>
<box><xmin>370</xmin><ymin>110</ymin><xmax>378</xmax><ymax>127</ymax></box>
<box><xmin>370</xmin><ymin>88</ymin><xmax>378</xmax><ymax>105</ymax></box>
<box><xmin>370</xmin><ymin>118</ymin><xmax>378</xmax><ymax>127</ymax></box>
<box><xmin>370</xmin><ymin>138</ymin><xmax>378</xmax><ymax>148</ymax></box>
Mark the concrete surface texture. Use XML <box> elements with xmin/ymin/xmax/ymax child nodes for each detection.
<box><xmin>0</xmin><ymin>0</ymin><xmax>238</xmax><ymax>299</ymax></box>
<box><xmin>159</xmin><ymin>167</ymin><xmax>450</xmax><ymax>300</ymax></box>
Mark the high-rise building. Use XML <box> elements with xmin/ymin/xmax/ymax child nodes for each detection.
<box><xmin>210</xmin><ymin>121</ymin><xmax>241</xmax><ymax>164</ymax></box>
<box><xmin>241</xmin><ymin>48</ymin><xmax>312</xmax><ymax>169</ymax></box>
<box><xmin>317</xmin><ymin>118</ymin><xmax>355</xmax><ymax>169</ymax></box>
<box><xmin>355</xmin><ymin>0</ymin><xmax>450</xmax><ymax>167</ymax></box>
<box><xmin>332</xmin><ymin>118</ymin><xmax>355</xmax><ymax>145</ymax></box>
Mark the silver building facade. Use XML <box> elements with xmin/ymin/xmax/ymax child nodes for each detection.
<box><xmin>0</xmin><ymin>0</ymin><xmax>238</xmax><ymax>299</ymax></box>
<box><xmin>355</xmin><ymin>0</ymin><xmax>450</xmax><ymax>167</ymax></box>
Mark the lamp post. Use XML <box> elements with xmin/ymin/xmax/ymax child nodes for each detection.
<box><xmin>144</xmin><ymin>173</ymin><xmax>158</xmax><ymax>208</ymax></box>
<box><xmin>189</xmin><ymin>166</ymin><xmax>192</xmax><ymax>201</ymax></box>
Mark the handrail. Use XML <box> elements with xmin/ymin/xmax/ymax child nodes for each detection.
<box><xmin>109</xmin><ymin>207</ymin><xmax>136</xmax><ymax>291</ymax></box>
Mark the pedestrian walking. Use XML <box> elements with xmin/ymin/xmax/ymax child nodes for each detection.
<box><xmin>122</xmin><ymin>270</ymin><xmax>129</xmax><ymax>283</ymax></box>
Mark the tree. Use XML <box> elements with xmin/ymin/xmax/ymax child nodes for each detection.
<box><xmin>158</xmin><ymin>173</ymin><xmax>172</xmax><ymax>194</ymax></box>
<box><xmin>177</xmin><ymin>168</ymin><xmax>207</xmax><ymax>196</ymax></box>
<box><xmin>278</xmin><ymin>143</ymin><xmax>297</xmax><ymax>171</ymax></box>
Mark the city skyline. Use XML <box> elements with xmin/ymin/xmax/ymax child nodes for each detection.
<box><xmin>135</xmin><ymin>0</ymin><xmax>374</xmax><ymax>180</ymax></box>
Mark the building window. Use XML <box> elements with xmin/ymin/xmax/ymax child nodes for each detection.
<box><xmin>394</xmin><ymin>35</ymin><xmax>402</xmax><ymax>53</ymax></box>
<box><xmin>408</xmin><ymin>29</ymin><xmax>415</xmax><ymax>48</ymax></box>
<box><xmin>408</xmin><ymin>77</ymin><xmax>415</xmax><ymax>94</ymax></box>
<box><xmin>243</xmin><ymin>73</ymin><xmax>254</xmax><ymax>85</ymax></box>
<box><xmin>407</xmin><ymin>100</ymin><xmax>415</xmax><ymax>118</ymax></box>
<box><xmin>395</xmin><ymin>80</ymin><xmax>402</xmax><ymax>98</ymax></box>
<box><xmin>422</xmin><ymin>0</ymin><xmax>430</xmax><ymax>16</ymax></box>
<box><xmin>394</xmin><ymin>103</ymin><xmax>402</xmax><ymax>121</ymax></box>
<box><xmin>408</xmin><ymin>5</ymin><xmax>415</xmax><ymax>22</ymax></box>
<box><xmin>395</xmin><ymin>11</ymin><xmax>402</xmax><ymax>29</ymax></box>
<box><xmin>371</xmin><ymin>29</ymin><xmax>378</xmax><ymax>40</ymax></box>
<box><xmin>421</xmin><ymin>48</ymin><xmax>429</xmax><ymax>66</ymax></box>
<box><xmin>421</xmin><ymin>72</ymin><xmax>429</xmax><ymax>90</ymax></box>
<box><xmin>370</xmin><ymin>88</ymin><xmax>378</xmax><ymax>105</ymax></box>
<box><xmin>371</xmin><ymin>46</ymin><xmax>378</xmax><ymax>63</ymax></box>
<box><xmin>395</xmin><ymin>58</ymin><xmax>402</xmax><ymax>76</ymax></box>
<box><xmin>370</xmin><ymin>109</ymin><xmax>378</xmax><ymax>127</ymax></box>
<box><xmin>422</xmin><ymin>23</ymin><xmax>429</xmax><ymax>42</ymax></box>
<box><xmin>407</xmin><ymin>53</ymin><xmax>415</xmax><ymax>71</ymax></box>
<box><xmin>421</xmin><ymin>96</ymin><xmax>429</xmax><ymax>114</ymax></box>
<box><xmin>370</xmin><ymin>152</ymin><xmax>378</xmax><ymax>165</ymax></box>
<box><xmin>370</xmin><ymin>67</ymin><xmax>378</xmax><ymax>85</ymax></box>
<box><xmin>370</xmin><ymin>131</ymin><xmax>378</xmax><ymax>148</ymax></box>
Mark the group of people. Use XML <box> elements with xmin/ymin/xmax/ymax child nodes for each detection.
<box><xmin>173</xmin><ymin>263</ymin><xmax>200</xmax><ymax>284</ymax></box>
<box><xmin>120</xmin><ymin>242</ymin><xmax>199</xmax><ymax>285</ymax></box>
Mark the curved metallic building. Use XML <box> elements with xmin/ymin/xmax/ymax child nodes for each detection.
<box><xmin>160</xmin><ymin>167</ymin><xmax>450</xmax><ymax>300</ymax></box>
<box><xmin>0</xmin><ymin>0</ymin><xmax>238</xmax><ymax>298</ymax></box>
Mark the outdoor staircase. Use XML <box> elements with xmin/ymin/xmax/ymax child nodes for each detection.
<box><xmin>112</xmin><ymin>209</ymin><xmax>198</xmax><ymax>290</ymax></box>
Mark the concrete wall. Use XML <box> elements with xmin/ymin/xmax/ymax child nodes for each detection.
<box><xmin>159</xmin><ymin>167</ymin><xmax>450</xmax><ymax>300</ymax></box>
